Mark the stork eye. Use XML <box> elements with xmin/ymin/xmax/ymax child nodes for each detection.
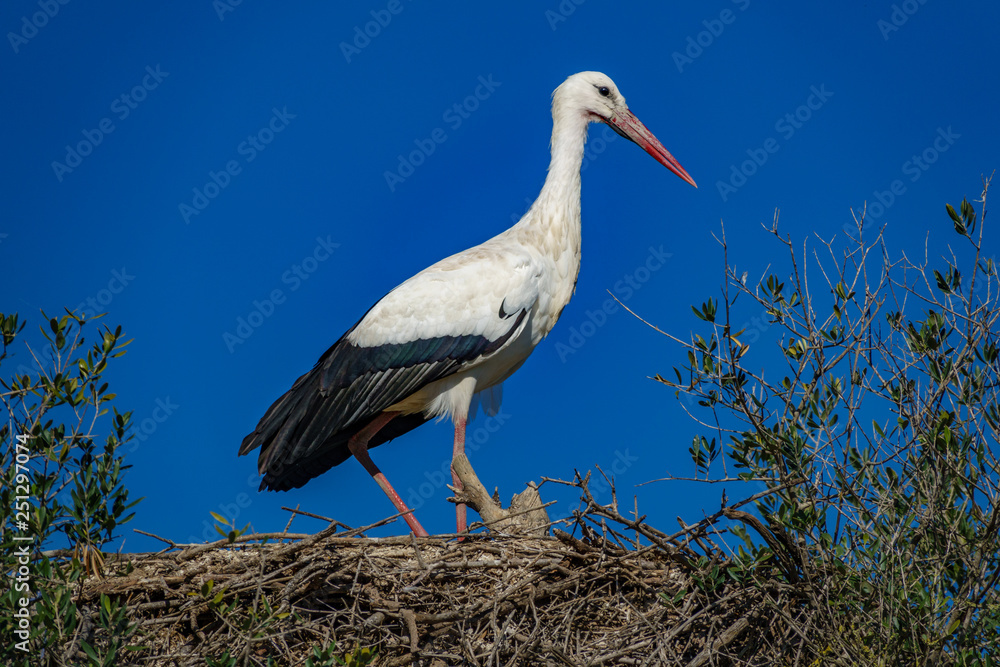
<box><xmin>598</xmin><ymin>86</ymin><xmax>610</xmax><ymax>97</ymax></box>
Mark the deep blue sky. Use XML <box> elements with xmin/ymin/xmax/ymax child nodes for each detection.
<box><xmin>3</xmin><ymin>2</ymin><xmax>998</xmax><ymax>551</ymax></box>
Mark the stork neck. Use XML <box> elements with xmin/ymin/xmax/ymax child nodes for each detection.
<box><xmin>515</xmin><ymin>114</ymin><xmax>591</xmax><ymax>261</ymax></box>
<box><xmin>538</xmin><ymin>114</ymin><xmax>589</xmax><ymax>223</ymax></box>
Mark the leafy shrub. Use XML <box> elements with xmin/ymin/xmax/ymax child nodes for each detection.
<box><xmin>1</xmin><ymin>311</ymin><xmax>141</xmax><ymax>666</ymax></box>
<box><xmin>659</xmin><ymin>183</ymin><xmax>999</xmax><ymax>664</ymax></box>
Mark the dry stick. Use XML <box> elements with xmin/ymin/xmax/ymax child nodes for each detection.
<box><xmin>468</xmin><ymin>500</ymin><xmax>558</xmax><ymax>533</ymax></box>
<box><xmin>132</xmin><ymin>529</ymin><xmax>181</xmax><ymax>555</ymax></box>
<box><xmin>553</xmin><ymin>529</ymin><xmax>596</xmax><ymax>554</ymax></box>
<box><xmin>722</xmin><ymin>508</ymin><xmax>802</xmax><ymax>584</ymax></box>
<box><xmin>280</xmin><ymin>505</ymin><xmax>353</xmax><ymax>528</ymax></box>
<box><xmin>450</xmin><ymin>452</ymin><xmax>551</xmax><ymax>535</ymax></box>
<box><xmin>171</xmin><ymin>510</ymin><xmax>409</xmax><ymax>563</ymax></box>
<box><xmin>169</xmin><ymin>532</ymin><xmax>313</xmax><ymax>559</ymax></box>
<box><xmin>331</xmin><ymin>512</ymin><xmax>417</xmax><ymax>539</ymax></box>
<box><xmin>408</xmin><ymin>532</ymin><xmax>429</xmax><ymax>571</ymax></box>
<box><xmin>683</xmin><ymin>616</ymin><xmax>752</xmax><ymax>667</ymax></box>
<box><xmin>401</xmin><ymin>608</ymin><xmax>420</xmax><ymax>657</ymax></box>
<box><xmin>521</xmin><ymin>514</ymin><xmax>573</xmax><ymax>535</ymax></box>
<box><xmin>664</xmin><ymin>476</ymin><xmax>808</xmax><ymax>544</ymax></box>
<box><xmin>546</xmin><ymin>472</ymin><xmax>687</xmax><ymax>551</ymax></box>
<box><xmin>280</xmin><ymin>503</ymin><xmax>299</xmax><ymax>536</ymax></box>
<box><xmin>571</xmin><ymin>471</ymin><xmax>694</xmax><ymax>563</ymax></box>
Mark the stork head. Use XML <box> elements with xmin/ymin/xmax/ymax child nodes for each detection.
<box><xmin>553</xmin><ymin>71</ymin><xmax>697</xmax><ymax>188</ymax></box>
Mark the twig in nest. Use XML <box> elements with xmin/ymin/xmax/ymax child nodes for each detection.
<box><xmin>722</xmin><ymin>508</ymin><xmax>802</xmax><ymax>584</ymax></box>
<box><xmin>132</xmin><ymin>529</ymin><xmax>180</xmax><ymax>555</ymax></box>
<box><xmin>448</xmin><ymin>453</ymin><xmax>551</xmax><ymax>535</ymax></box>
<box><xmin>281</xmin><ymin>505</ymin><xmax>353</xmax><ymax>529</ymax></box>
<box><xmin>281</xmin><ymin>504</ymin><xmax>299</xmax><ymax>535</ymax></box>
<box><xmin>559</xmin><ymin>470</ymin><xmax>695</xmax><ymax>565</ymax></box>
<box><xmin>402</xmin><ymin>608</ymin><xmax>420</xmax><ymax>656</ymax></box>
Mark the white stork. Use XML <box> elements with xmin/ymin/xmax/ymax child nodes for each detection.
<box><xmin>239</xmin><ymin>71</ymin><xmax>696</xmax><ymax>537</ymax></box>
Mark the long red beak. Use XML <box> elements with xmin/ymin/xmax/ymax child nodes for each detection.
<box><xmin>604</xmin><ymin>109</ymin><xmax>697</xmax><ymax>188</ymax></box>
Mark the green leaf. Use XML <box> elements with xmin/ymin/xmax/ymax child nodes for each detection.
<box><xmin>934</xmin><ymin>270</ymin><xmax>951</xmax><ymax>293</ymax></box>
<box><xmin>81</xmin><ymin>641</ymin><xmax>99</xmax><ymax>661</ymax></box>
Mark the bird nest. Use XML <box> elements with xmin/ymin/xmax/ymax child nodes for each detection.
<box><xmin>75</xmin><ymin>476</ymin><xmax>796</xmax><ymax>666</ymax></box>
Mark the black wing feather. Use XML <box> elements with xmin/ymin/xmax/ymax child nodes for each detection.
<box><xmin>239</xmin><ymin>309</ymin><xmax>526</xmax><ymax>491</ymax></box>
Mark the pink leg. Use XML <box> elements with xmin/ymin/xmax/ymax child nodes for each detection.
<box><xmin>348</xmin><ymin>411</ymin><xmax>428</xmax><ymax>537</ymax></box>
<box><xmin>451</xmin><ymin>417</ymin><xmax>467</xmax><ymax>534</ymax></box>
